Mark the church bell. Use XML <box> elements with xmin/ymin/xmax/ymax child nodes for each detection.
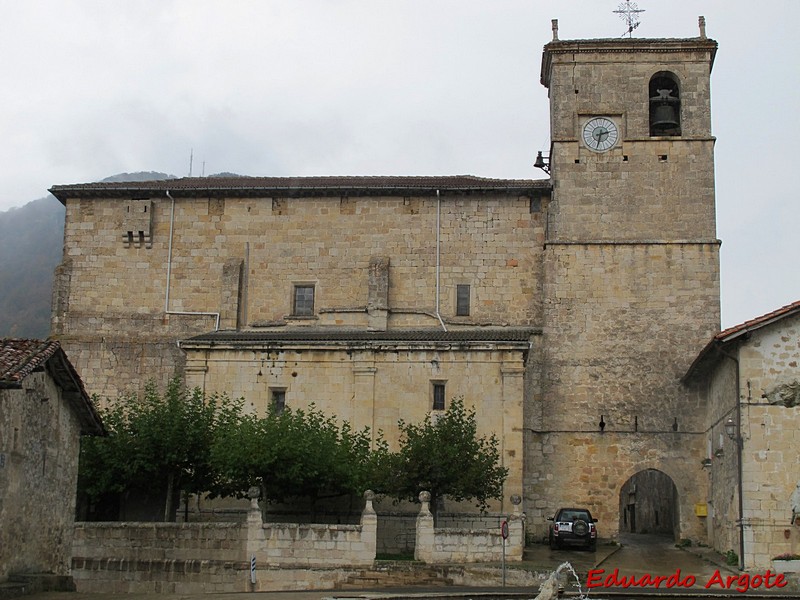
<box><xmin>649</xmin><ymin>89</ymin><xmax>680</xmax><ymax>134</ymax></box>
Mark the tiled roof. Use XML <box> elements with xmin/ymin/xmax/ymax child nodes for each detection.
<box><xmin>683</xmin><ymin>300</ymin><xmax>800</xmax><ymax>382</ymax></box>
<box><xmin>0</xmin><ymin>338</ymin><xmax>60</xmax><ymax>384</ymax></box>
<box><xmin>715</xmin><ymin>300</ymin><xmax>800</xmax><ymax>343</ymax></box>
<box><xmin>0</xmin><ymin>338</ymin><xmax>104</xmax><ymax>435</ymax></box>
<box><xmin>182</xmin><ymin>327</ymin><xmax>539</xmax><ymax>347</ymax></box>
<box><xmin>49</xmin><ymin>175</ymin><xmax>550</xmax><ymax>201</ymax></box>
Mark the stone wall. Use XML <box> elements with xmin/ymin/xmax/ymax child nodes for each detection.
<box><xmin>71</xmin><ymin>522</ymin><xmax>247</xmax><ymax>593</ymax></box>
<box><xmin>71</xmin><ymin>492</ymin><xmax>378</xmax><ymax>592</ymax></box>
<box><xmin>70</xmin><ymin>492</ymin><xmax>531</xmax><ymax>592</ymax></box>
<box><xmin>53</xmin><ymin>192</ymin><xmax>544</xmax><ymax>403</ymax></box>
<box><xmin>703</xmin><ymin>357</ymin><xmax>739</xmax><ymax>557</ymax></box>
<box><xmin>0</xmin><ymin>372</ymin><xmax>83</xmax><ymax>582</ymax></box>
<box><xmin>414</xmin><ymin>492</ymin><xmax>524</xmax><ymax>563</ymax></box>
<box><xmin>696</xmin><ymin>311</ymin><xmax>800</xmax><ymax>569</ymax></box>
<box><xmin>528</xmin><ymin>243</ymin><xmax>719</xmax><ymax>541</ymax></box>
<box><xmin>721</xmin><ymin>314</ymin><xmax>799</xmax><ymax>568</ymax></box>
<box><xmin>525</xmin><ymin>431</ymin><xmax>707</xmax><ymax>542</ymax></box>
<box><xmin>184</xmin><ymin>344</ymin><xmax>527</xmax><ymax>504</ymax></box>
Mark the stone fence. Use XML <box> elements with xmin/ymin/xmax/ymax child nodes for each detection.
<box><xmin>414</xmin><ymin>492</ymin><xmax>524</xmax><ymax>563</ymax></box>
<box><xmin>70</xmin><ymin>490</ymin><xmax>524</xmax><ymax>593</ymax></box>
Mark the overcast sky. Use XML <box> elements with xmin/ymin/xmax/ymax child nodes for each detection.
<box><xmin>1</xmin><ymin>1</ymin><xmax>797</xmax><ymax>329</ymax></box>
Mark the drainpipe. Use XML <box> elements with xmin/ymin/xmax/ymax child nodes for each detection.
<box><xmin>164</xmin><ymin>191</ymin><xmax>220</xmax><ymax>330</ymax></box>
<box><xmin>434</xmin><ymin>190</ymin><xmax>447</xmax><ymax>332</ymax></box>
<box><xmin>716</xmin><ymin>342</ymin><xmax>745</xmax><ymax>571</ymax></box>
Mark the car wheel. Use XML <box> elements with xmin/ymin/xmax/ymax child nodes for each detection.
<box><xmin>549</xmin><ymin>533</ymin><xmax>559</xmax><ymax>550</ymax></box>
<box><xmin>588</xmin><ymin>541</ymin><xmax>597</xmax><ymax>551</ymax></box>
<box><xmin>572</xmin><ymin>519</ymin><xmax>589</xmax><ymax>537</ymax></box>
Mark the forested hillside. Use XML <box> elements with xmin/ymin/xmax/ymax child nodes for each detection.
<box><xmin>0</xmin><ymin>197</ymin><xmax>64</xmax><ymax>338</ymax></box>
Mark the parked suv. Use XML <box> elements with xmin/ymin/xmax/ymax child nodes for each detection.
<box><xmin>547</xmin><ymin>507</ymin><xmax>598</xmax><ymax>550</ymax></box>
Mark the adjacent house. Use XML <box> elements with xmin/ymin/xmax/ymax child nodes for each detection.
<box><xmin>0</xmin><ymin>338</ymin><xmax>103</xmax><ymax>583</ymax></box>
<box><xmin>684</xmin><ymin>300</ymin><xmax>800</xmax><ymax>569</ymax></box>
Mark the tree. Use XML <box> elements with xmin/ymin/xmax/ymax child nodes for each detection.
<box><xmin>210</xmin><ymin>404</ymin><xmax>383</xmax><ymax>510</ymax></box>
<box><xmin>78</xmin><ymin>378</ymin><xmax>239</xmax><ymax>521</ymax></box>
<box><xmin>382</xmin><ymin>396</ymin><xmax>507</xmax><ymax>521</ymax></box>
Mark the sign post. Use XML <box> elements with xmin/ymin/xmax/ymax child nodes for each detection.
<box><xmin>501</xmin><ymin>519</ymin><xmax>509</xmax><ymax>587</ymax></box>
<box><xmin>250</xmin><ymin>555</ymin><xmax>256</xmax><ymax>585</ymax></box>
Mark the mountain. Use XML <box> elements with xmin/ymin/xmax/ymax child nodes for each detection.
<box><xmin>0</xmin><ymin>197</ymin><xmax>64</xmax><ymax>338</ymax></box>
<box><xmin>0</xmin><ymin>172</ymin><xmax>175</xmax><ymax>339</ymax></box>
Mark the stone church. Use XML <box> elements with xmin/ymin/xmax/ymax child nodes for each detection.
<box><xmin>49</xmin><ymin>19</ymin><xmax>720</xmax><ymax>544</ymax></box>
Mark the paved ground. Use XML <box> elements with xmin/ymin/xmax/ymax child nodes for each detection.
<box><xmin>18</xmin><ymin>534</ymin><xmax>800</xmax><ymax>599</ymax></box>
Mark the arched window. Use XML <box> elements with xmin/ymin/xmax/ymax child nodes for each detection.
<box><xmin>649</xmin><ymin>72</ymin><xmax>681</xmax><ymax>136</ymax></box>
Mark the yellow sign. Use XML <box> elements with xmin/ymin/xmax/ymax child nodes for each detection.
<box><xmin>695</xmin><ymin>503</ymin><xmax>708</xmax><ymax>517</ymax></box>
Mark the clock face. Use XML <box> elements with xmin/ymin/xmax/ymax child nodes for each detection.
<box><xmin>582</xmin><ymin>117</ymin><xmax>619</xmax><ymax>151</ymax></box>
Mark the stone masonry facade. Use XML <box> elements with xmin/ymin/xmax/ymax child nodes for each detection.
<box><xmin>50</xmin><ymin>23</ymin><xmax>722</xmax><ymax>544</ymax></box>
<box><xmin>685</xmin><ymin>304</ymin><xmax>800</xmax><ymax>569</ymax></box>
<box><xmin>0</xmin><ymin>372</ymin><xmax>82</xmax><ymax>580</ymax></box>
<box><xmin>0</xmin><ymin>339</ymin><xmax>103</xmax><ymax>583</ymax></box>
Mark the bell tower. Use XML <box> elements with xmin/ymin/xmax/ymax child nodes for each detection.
<box><xmin>529</xmin><ymin>18</ymin><xmax>721</xmax><ymax>540</ymax></box>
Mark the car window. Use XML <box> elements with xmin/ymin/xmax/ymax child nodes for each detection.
<box><xmin>558</xmin><ymin>510</ymin><xmax>590</xmax><ymax>521</ymax></box>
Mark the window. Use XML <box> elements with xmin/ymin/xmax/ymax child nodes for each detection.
<box><xmin>432</xmin><ymin>381</ymin><xmax>446</xmax><ymax>411</ymax></box>
<box><xmin>456</xmin><ymin>284</ymin><xmax>470</xmax><ymax>316</ymax></box>
<box><xmin>270</xmin><ymin>389</ymin><xmax>286</xmax><ymax>414</ymax></box>
<box><xmin>293</xmin><ymin>285</ymin><xmax>315</xmax><ymax>316</ymax></box>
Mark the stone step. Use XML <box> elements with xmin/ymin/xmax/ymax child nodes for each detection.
<box><xmin>336</xmin><ymin>566</ymin><xmax>454</xmax><ymax>589</ymax></box>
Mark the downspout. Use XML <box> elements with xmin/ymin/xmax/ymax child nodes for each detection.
<box><xmin>164</xmin><ymin>191</ymin><xmax>220</xmax><ymax>330</ymax></box>
<box><xmin>434</xmin><ymin>190</ymin><xmax>447</xmax><ymax>331</ymax></box>
<box><xmin>716</xmin><ymin>342</ymin><xmax>745</xmax><ymax>571</ymax></box>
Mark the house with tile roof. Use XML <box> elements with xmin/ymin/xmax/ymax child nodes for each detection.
<box><xmin>684</xmin><ymin>301</ymin><xmax>800</xmax><ymax>569</ymax></box>
<box><xmin>0</xmin><ymin>338</ymin><xmax>103</xmax><ymax>584</ymax></box>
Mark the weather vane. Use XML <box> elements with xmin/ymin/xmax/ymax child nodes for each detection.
<box><xmin>614</xmin><ymin>1</ymin><xmax>645</xmax><ymax>37</ymax></box>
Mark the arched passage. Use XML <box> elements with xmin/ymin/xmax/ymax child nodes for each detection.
<box><xmin>619</xmin><ymin>469</ymin><xmax>679</xmax><ymax>538</ymax></box>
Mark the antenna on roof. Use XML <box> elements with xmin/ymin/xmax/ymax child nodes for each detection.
<box><xmin>614</xmin><ymin>1</ymin><xmax>645</xmax><ymax>37</ymax></box>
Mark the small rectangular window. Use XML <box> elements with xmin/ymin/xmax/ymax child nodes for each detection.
<box><xmin>293</xmin><ymin>285</ymin><xmax>315</xmax><ymax>316</ymax></box>
<box><xmin>432</xmin><ymin>382</ymin><xmax>446</xmax><ymax>411</ymax></box>
<box><xmin>270</xmin><ymin>389</ymin><xmax>286</xmax><ymax>414</ymax></box>
<box><xmin>456</xmin><ymin>284</ymin><xmax>470</xmax><ymax>316</ymax></box>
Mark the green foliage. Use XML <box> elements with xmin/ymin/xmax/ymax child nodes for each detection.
<box><xmin>80</xmin><ymin>386</ymin><xmax>506</xmax><ymax>521</ymax></box>
<box><xmin>725</xmin><ymin>549</ymin><xmax>739</xmax><ymax>566</ymax></box>
<box><xmin>78</xmin><ymin>378</ymin><xmax>239</xmax><ymax>520</ymax></box>
<box><xmin>211</xmin><ymin>404</ymin><xmax>383</xmax><ymax>504</ymax></box>
<box><xmin>380</xmin><ymin>396</ymin><xmax>508</xmax><ymax>513</ymax></box>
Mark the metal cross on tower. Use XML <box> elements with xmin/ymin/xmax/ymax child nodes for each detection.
<box><xmin>614</xmin><ymin>1</ymin><xmax>645</xmax><ymax>37</ymax></box>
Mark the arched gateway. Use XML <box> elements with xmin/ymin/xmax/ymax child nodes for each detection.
<box><xmin>619</xmin><ymin>469</ymin><xmax>679</xmax><ymax>538</ymax></box>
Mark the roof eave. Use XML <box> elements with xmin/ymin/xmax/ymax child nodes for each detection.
<box><xmin>48</xmin><ymin>178</ymin><xmax>552</xmax><ymax>203</ymax></box>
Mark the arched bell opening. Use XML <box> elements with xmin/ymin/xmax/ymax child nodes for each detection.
<box><xmin>649</xmin><ymin>71</ymin><xmax>681</xmax><ymax>136</ymax></box>
<box><xmin>619</xmin><ymin>468</ymin><xmax>679</xmax><ymax>539</ymax></box>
